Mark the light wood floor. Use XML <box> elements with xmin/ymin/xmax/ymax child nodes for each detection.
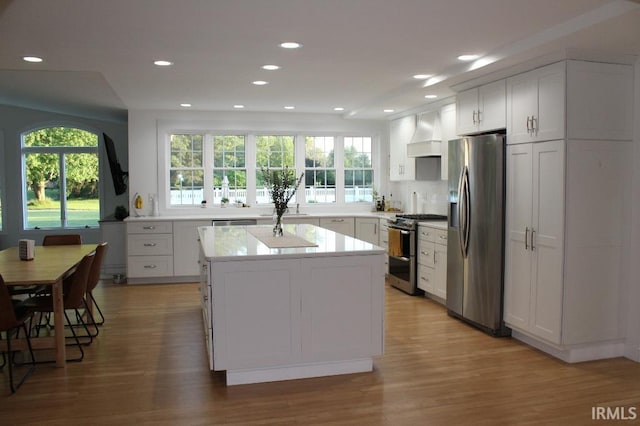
<box><xmin>1</xmin><ymin>281</ymin><xmax>639</xmax><ymax>425</ymax></box>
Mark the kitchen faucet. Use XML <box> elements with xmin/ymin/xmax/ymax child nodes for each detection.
<box><xmin>296</xmin><ymin>203</ymin><xmax>300</xmax><ymax>214</ymax></box>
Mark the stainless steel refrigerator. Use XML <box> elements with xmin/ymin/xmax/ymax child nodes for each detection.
<box><xmin>447</xmin><ymin>133</ymin><xmax>510</xmax><ymax>336</ymax></box>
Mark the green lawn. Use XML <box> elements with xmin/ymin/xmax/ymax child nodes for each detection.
<box><xmin>26</xmin><ymin>197</ymin><xmax>99</xmax><ymax>228</ymax></box>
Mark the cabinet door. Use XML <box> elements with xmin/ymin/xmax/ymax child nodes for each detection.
<box><xmin>504</xmin><ymin>143</ymin><xmax>534</xmax><ymax>329</ymax></box>
<box><xmin>530</xmin><ymin>140</ymin><xmax>565</xmax><ymax>344</ymax></box>
<box><xmin>456</xmin><ymin>88</ymin><xmax>479</xmax><ymax>135</ymax></box>
<box><xmin>173</xmin><ymin>221</ymin><xmax>210</xmax><ymax>276</ymax></box>
<box><xmin>433</xmin><ymin>243</ymin><xmax>447</xmax><ymax>299</ymax></box>
<box><xmin>389</xmin><ymin>115</ymin><xmax>415</xmax><ymax>181</ymax></box>
<box><xmin>355</xmin><ymin>218</ymin><xmax>379</xmax><ymax>245</ymax></box>
<box><xmin>478</xmin><ymin>80</ymin><xmax>506</xmax><ymax>132</ymax></box>
<box><xmin>507</xmin><ymin>73</ymin><xmax>538</xmax><ymax>144</ymax></box>
<box><xmin>535</xmin><ymin>63</ymin><xmax>565</xmax><ymax>142</ymax></box>
<box><xmin>439</xmin><ymin>103</ymin><xmax>456</xmax><ymax>180</ymax></box>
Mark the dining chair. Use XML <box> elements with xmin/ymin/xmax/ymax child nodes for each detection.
<box><xmin>0</xmin><ymin>275</ymin><xmax>36</xmax><ymax>393</ymax></box>
<box><xmin>24</xmin><ymin>252</ymin><xmax>96</xmax><ymax>362</ymax></box>
<box><xmin>85</xmin><ymin>243</ymin><xmax>108</xmax><ymax>327</ymax></box>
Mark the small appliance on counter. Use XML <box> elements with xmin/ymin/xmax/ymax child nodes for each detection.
<box><xmin>387</xmin><ymin>214</ymin><xmax>447</xmax><ymax>295</ymax></box>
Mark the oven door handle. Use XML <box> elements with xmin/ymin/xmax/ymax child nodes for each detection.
<box><xmin>388</xmin><ymin>255</ymin><xmax>411</xmax><ymax>262</ymax></box>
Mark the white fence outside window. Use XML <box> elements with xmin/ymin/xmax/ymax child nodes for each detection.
<box><xmin>170</xmin><ymin>187</ymin><xmax>372</xmax><ymax>205</ymax></box>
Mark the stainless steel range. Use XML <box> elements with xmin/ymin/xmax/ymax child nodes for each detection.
<box><xmin>387</xmin><ymin>214</ymin><xmax>447</xmax><ymax>295</ymax></box>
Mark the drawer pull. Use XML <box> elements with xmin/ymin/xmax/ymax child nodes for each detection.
<box><xmin>143</xmin><ymin>226</ymin><xmax>156</xmax><ymax>230</ymax></box>
<box><xmin>420</xmin><ymin>276</ymin><xmax>429</xmax><ymax>282</ymax></box>
<box><xmin>332</xmin><ymin>219</ymin><xmax>345</xmax><ymax>222</ymax></box>
<box><xmin>143</xmin><ymin>243</ymin><xmax>157</xmax><ymax>247</ymax></box>
<box><xmin>439</xmin><ymin>235</ymin><xmax>447</xmax><ymax>240</ymax></box>
<box><xmin>144</xmin><ymin>265</ymin><xmax>157</xmax><ymax>269</ymax></box>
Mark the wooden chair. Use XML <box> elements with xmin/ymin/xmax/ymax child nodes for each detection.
<box><xmin>0</xmin><ymin>275</ymin><xmax>36</xmax><ymax>393</ymax></box>
<box><xmin>42</xmin><ymin>234</ymin><xmax>82</xmax><ymax>246</ymax></box>
<box><xmin>25</xmin><ymin>252</ymin><xmax>96</xmax><ymax>362</ymax></box>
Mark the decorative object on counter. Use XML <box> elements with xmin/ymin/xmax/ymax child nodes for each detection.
<box><xmin>149</xmin><ymin>193</ymin><xmax>159</xmax><ymax>216</ymax></box>
<box><xmin>114</xmin><ymin>205</ymin><xmax>128</xmax><ymax>220</ymax></box>
<box><xmin>132</xmin><ymin>192</ymin><xmax>144</xmax><ymax>217</ymax></box>
<box><xmin>221</xmin><ymin>197</ymin><xmax>229</xmax><ymax>208</ymax></box>
<box><xmin>261</xmin><ymin>167</ymin><xmax>304</xmax><ymax>237</ymax></box>
<box><xmin>201</xmin><ymin>200</ymin><xmax>207</xmax><ymax>208</ymax></box>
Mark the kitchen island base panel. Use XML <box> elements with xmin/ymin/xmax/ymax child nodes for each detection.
<box><xmin>226</xmin><ymin>358</ymin><xmax>373</xmax><ymax>386</ymax></box>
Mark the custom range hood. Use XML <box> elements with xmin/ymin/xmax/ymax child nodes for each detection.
<box><xmin>407</xmin><ymin>111</ymin><xmax>442</xmax><ymax>157</ymax></box>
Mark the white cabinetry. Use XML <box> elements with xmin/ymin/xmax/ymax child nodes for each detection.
<box><xmin>378</xmin><ymin>219</ymin><xmax>389</xmax><ymax>274</ymax></box>
<box><xmin>439</xmin><ymin>103</ymin><xmax>456</xmax><ymax>180</ymax></box>
<box><xmin>389</xmin><ymin>115</ymin><xmax>415</xmax><ymax>181</ymax></box>
<box><xmin>319</xmin><ymin>217</ymin><xmax>355</xmax><ymax>237</ymax></box>
<box><xmin>507</xmin><ymin>62</ymin><xmax>565</xmax><ymax>144</ymax></box>
<box><xmin>127</xmin><ymin>221</ymin><xmax>174</xmax><ymax>279</ymax></box>
<box><xmin>355</xmin><ymin>217</ymin><xmax>379</xmax><ymax>245</ymax></box>
<box><xmin>173</xmin><ymin>220</ymin><xmax>210</xmax><ymax>277</ymax></box>
<box><xmin>504</xmin><ymin>60</ymin><xmax>633</xmax><ymax>362</ymax></box>
<box><xmin>99</xmin><ymin>220</ymin><xmax>126</xmax><ymax>276</ymax></box>
<box><xmin>417</xmin><ymin>224</ymin><xmax>447</xmax><ymax>301</ymax></box>
<box><xmin>456</xmin><ymin>80</ymin><xmax>506</xmax><ymax>135</ymax></box>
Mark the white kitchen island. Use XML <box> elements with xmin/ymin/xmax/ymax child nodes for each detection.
<box><xmin>198</xmin><ymin>224</ymin><xmax>385</xmax><ymax>385</ymax></box>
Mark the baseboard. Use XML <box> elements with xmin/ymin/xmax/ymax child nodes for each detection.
<box><xmin>512</xmin><ymin>330</ymin><xmax>625</xmax><ymax>363</ymax></box>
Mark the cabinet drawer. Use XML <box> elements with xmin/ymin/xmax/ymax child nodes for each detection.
<box><xmin>418</xmin><ymin>241</ymin><xmax>435</xmax><ymax>267</ymax></box>
<box><xmin>128</xmin><ymin>255</ymin><xmax>174</xmax><ymax>277</ymax></box>
<box><xmin>418</xmin><ymin>227</ymin><xmax>437</xmax><ymax>243</ymax></box>
<box><xmin>417</xmin><ymin>264</ymin><xmax>435</xmax><ymax>293</ymax></box>
<box><xmin>433</xmin><ymin>228</ymin><xmax>448</xmax><ymax>244</ymax></box>
<box><xmin>127</xmin><ymin>221</ymin><xmax>173</xmax><ymax>234</ymax></box>
<box><xmin>128</xmin><ymin>234</ymin><xmax>173</xmax><ymax>255</ymax></box>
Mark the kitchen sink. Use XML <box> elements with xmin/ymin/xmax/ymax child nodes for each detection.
<box><xmin>258</xmin><ymin>213</ymin><xmax>309</xmax><ymax>217</ymax></box>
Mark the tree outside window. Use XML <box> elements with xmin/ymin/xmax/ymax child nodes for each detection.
<box><xmin>305</xmin><ymin>136</ymin><xmax>335</xmax><ymax>203</ymax></box>
<box><xmin>255</xmin><ymin>135</ymin><xmax>295</xmax><ymax>204</ymax></box>
<box><xmin>213</xmin><ymin>135</ymin><xmax>246</xmax><ymax>204</ymax></box>
<box><xmin>22</xmin><ymin>127</ymin><xmax>99</xmax><ymax>229</ymax></box>
<box><xmin>344</xmin><ymin>136</ymin><xmax>374</xmax><ymax>203</ymax></box>
<box><xmin>170</xmin><ymin>134</ymin><xmax>204</xmax><ymax>206</ymax></box>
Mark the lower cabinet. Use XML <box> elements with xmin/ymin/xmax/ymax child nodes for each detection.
<box><xmin>126</xmin><ymin>221</ymin><xmax>174</xmax><ymax>280</ymax></box>
<box><xmin>355</xmin><ymin>217</ymin><xmax>379</xmax><ymax>244</ymax></box>
<box><xmin>319</xmin><ymin>217</ymin><xmax>355</xmax><ymax>237</ymax></box>
<box><xmin>417</xmin><ymin>224</ymin><xmax>447</xmax><ymax>301</ymax></box>
<box><xmin>173</xmin><ymin>220</ymin><xmax>210</xmax><ymax>276</ymax></box>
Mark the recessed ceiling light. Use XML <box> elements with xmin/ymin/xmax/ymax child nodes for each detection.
<box><xmin>180</xmin><ymin>103</ymin><xmax>192</xmax><ymax>108</ymax></box>
<box><xmin>284</xmin><ymin>106</ymin><xmax>295</xmax><ymax>110</ymax></box>
<box><xmin>262</xmin><ymin>64</ymin><xmax>280</xmax><ymax>71</ymax></box>
<box><xmin>383</xmin><ymin>109</ymin><xmax>395</xmax><ymax>113</ymax></box>
<box><xmin>154</xmin><ymin>60</ymin><xmax>173</xmax><ymax>66</ymax></box>
<box><xmin>233</xmin><ymin>104</ymin><xmax>245</xmax><ymax>109</ymax></box>
<box><xmin>23</xmin><ymin>56</ymin><xmax>43</xmax><ymax>63</ymax></box>
<box><xmin>280</xmin><ymin>42</ymin><xmax>302</xmax><ymax>49</ymax></box>
<box><xmin>333</xmin><ymin>107</ymin><xmax>345</xmax><ymax>111</ymax></box>
<box><xmin>413</xmin><ymin>74</ymin><xmax>431</xmax><ymax>80</ymax></box>
<box><xmin>252</xmin><ymin>80</ymin><xmax>268</xmax><ymax>85</ymax></box>
<box><xmin>457</xmin><ymin>54</ymin><xmax>479</xmax><ymax>61</ymax></box>
<box><xmin>424</xmin><ymin>94</ymin><xmax>438</xmax><ymax>99</ymax></box>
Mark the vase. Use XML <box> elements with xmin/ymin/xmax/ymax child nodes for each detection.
<box><xmin>273</xmin><ymin>213</ymin><xmax>284</xmax><ymax>237</ymax></box>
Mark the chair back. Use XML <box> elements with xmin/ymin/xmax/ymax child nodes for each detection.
<box><xmin>86</xmin><ymin>243</ymin><xmax>108</xmax><ymax>293</ymax></box>
<box><xmin>43</xmin><ymin>234</ymin><xmax>82</xmax><ymax>246</ymax></box>
<box><xmin>64</xmin><ymin>252</ymin><xmax>95</xmax><ymax>309</ymax></box>
<box><xmin>0</xmin><ymin>275</ymin><xmax>20</xmax><ymax>331</ymax></box>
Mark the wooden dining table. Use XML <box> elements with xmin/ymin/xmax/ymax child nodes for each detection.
<box><xmin>0</xmin><ymin>244</ymin><xmax>97</xmax><ymax>367</ymax></box>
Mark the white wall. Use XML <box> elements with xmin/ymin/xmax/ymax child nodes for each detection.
<box><xmin>0</xmin><ymin>104</ymin><xmax>128</xmax><ymax>248</ymax></box>
<box><xmin>625</xmin><ymin>59</ymin><xmax>640</xmax><ymax>362</ymax></box>
<box><xmin>128</xmin><ymin>109</ymin><xmax>388</xmax><ymax>216</ymax></box>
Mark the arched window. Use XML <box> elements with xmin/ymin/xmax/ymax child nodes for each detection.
<box><xmin>21</xmin><ymin>126</ymin><xmax>99</xmax><ymax>229</ymax></box>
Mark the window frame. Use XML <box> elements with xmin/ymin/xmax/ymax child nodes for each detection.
<box><xmin>20</xmin><ymin>125</ymin><xmax>101</xmax><ymax>230</ymax></box>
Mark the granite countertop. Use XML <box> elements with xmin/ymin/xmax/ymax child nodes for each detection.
<box><xmin>199</xmin><ymin>224</ymin><xmax>385</xmax><ymax>261</ymax></box>
<box><xmin>417</xmin><ymin>221</ymin><xmax>448</xmax><ymax>230</ymax></box>
<box><xmin>125</xmin><ymin>211</ymin><xmax>398</xmax><ymax>222</ymax></box>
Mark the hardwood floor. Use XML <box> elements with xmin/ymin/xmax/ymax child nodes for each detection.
<box><xmin>1</xmin><ymin>280</ymin><xmax>639</xmax><ymax>425</ymax></box>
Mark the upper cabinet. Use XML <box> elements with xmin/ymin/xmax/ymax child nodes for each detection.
<box><xmin>456</xmin><ymin>79</ymin><xmax>506</xmax><ymax>135</ymax></box>
<box><xmin>438</xmin><ymin>103</ymin><xmax>456</xmax><ymax>180</ymax></box>
<box><xmin>507</xmin><ymin>62</ymin><xmax>565</xmax><ymax>144</ymax></box>
<box><xmin>389</xmin><ymin>115</ymin><xmax>416</xmax><ymax>181</ymax></box>
<box><xmin>507</xmin><ymin>60</ymin><xmax>633</xmax><ymax>145</ymax></box>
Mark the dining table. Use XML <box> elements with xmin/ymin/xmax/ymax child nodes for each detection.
<box><xmin>0</xmin><ymin>244</ymin><xmax>97</xmax><ymax>367</ymax></box>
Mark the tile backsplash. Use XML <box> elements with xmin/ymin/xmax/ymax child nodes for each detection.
<box><xmin>388</xmin><ymin>180</ymin><xmax>448</xmax><ymax>215</ymax></box>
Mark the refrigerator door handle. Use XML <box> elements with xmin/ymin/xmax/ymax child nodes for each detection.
<box><xmin>457</xmin><ymin>167</ymin><xmax>466</xmax><ymax>257</ymax></box>
<box><xmin>462</xmin><ymin>167</ymin><xmax>471</xmax><ymax>256</ymax></box>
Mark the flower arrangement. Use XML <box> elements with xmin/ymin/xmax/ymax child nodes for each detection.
<box><xmin>261</xmin><ymin>167</ymin><xmax>304</xmax><ymax>236</ymax></box>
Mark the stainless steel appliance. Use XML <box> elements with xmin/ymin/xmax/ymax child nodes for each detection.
<box><xmin>447</xmin><ymin>133</ymin><xmax>510</xmax><ymax>336</ymax></box>
<box><xmin>211</xmin><ymin>219</ymin><xmax>257</xmax><ymax>226</ymax></box>
<box><xmin>388</xmin><ymin>214</ymin><xmax>447</xmax><ymax>295</ymax></box>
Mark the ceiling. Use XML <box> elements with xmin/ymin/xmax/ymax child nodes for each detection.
<box><xmin>0</xmin><ymin>0</ymin><xmax>639</xmax><ymax>122</ymax></box>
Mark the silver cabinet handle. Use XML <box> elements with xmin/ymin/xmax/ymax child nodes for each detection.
<box><xmin>143</xmin><ymin>243</ymin><xmax>157</xmax><ymax>247</ymax></box>
<box><xmin>420</xmin><ymin>276</ymin><xmax>429</xmax><ymax>282</ymax></box>
<box><xmin>525</xmin><ymin>227</ymin><xmax>529</xmax><ymax>250</ymax></box>
<box><xmin>144</xmin><ymin>265</ymin><xmax>157</xmax><ymax>269</ymax></box>
<box><xmin>420</xmin><ymin>250</ymin><xmax>430</xmax><ymax>256</ymax></box>
<box><xmin>526</xmin><ymin>116</ymin><xmax>531</xmax><ymax>133</ymax></box>
<box><xmin>374</xmin><ymin>223</ymin><xmax>377</xmax><ymax>235</ymax></box>
<box><xmin>531</xmin><ymin>228</ymin><xmax>536</xmax><ymax>251</ymax></box>
<box><xmin>472</xmin><ymin>110</ymin><xmax>477</xmax><ymax>125</ymax></box>
<box><xmin>143</xmin><ymin>226</ymin><xmax>156</xmax><ymax>230</ymax></box>
<box><xmin>476</xmin><ymin>110</ymin><xmax>482</xmax><ymax>124</ymax></box>
<box><xmin>332</xmin><ymin>219</ymin><xmax>344</xmax><ymax>223</ymax></box>
<box><xmin>531</xmin><ymin>116</ymin><xmax>537</xmax><ymax>134</ymax></box>
<box><xmin>439</xmin><ymin>235</ymin><xmax>447</xmax><ymax>240</ymax></box>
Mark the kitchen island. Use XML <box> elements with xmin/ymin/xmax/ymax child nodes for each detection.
<box><xmin>198</xmin><ymin>224</ymin><xmax>385</xmax><ymax>385</ymax></box>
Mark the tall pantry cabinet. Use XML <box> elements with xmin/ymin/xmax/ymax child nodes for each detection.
<box><xmin>504</xmin><ymin>59</ymin><xmax>633</xmax><ymax>362</ymax></box>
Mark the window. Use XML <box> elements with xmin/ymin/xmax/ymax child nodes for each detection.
<box><xmin>170</xmin><ymin>134</ymin><xmax>204</xmax><ymax>206</ymax></box>
<box><xmin>305</xmin><ymin>136</ymin><xmax>335</xmax><ymax>203</ymax></box>
<box><xmin>344</xmin><ymin>136</ymin><xmax>374</xmax><ymax>203</ymax></box>
<box><xmin>255</xmin><ymin>135</ymin><xmax>295</xmax><ymax>204</ymax></box>
<box><xmin>213</xmin><ymin>135</ymin><xmax>246</xmax><ymax>204</ymax></box>
<box><xmin>22</xmin><ymin>127</ymin><xmax>99</xmax><ymax>229</ymax></box>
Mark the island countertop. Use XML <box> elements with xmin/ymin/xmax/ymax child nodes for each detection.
<box><xmin>198</xmin><ymin>223</ymin><xmax>385</xmax><ymax>261</ymax></box>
